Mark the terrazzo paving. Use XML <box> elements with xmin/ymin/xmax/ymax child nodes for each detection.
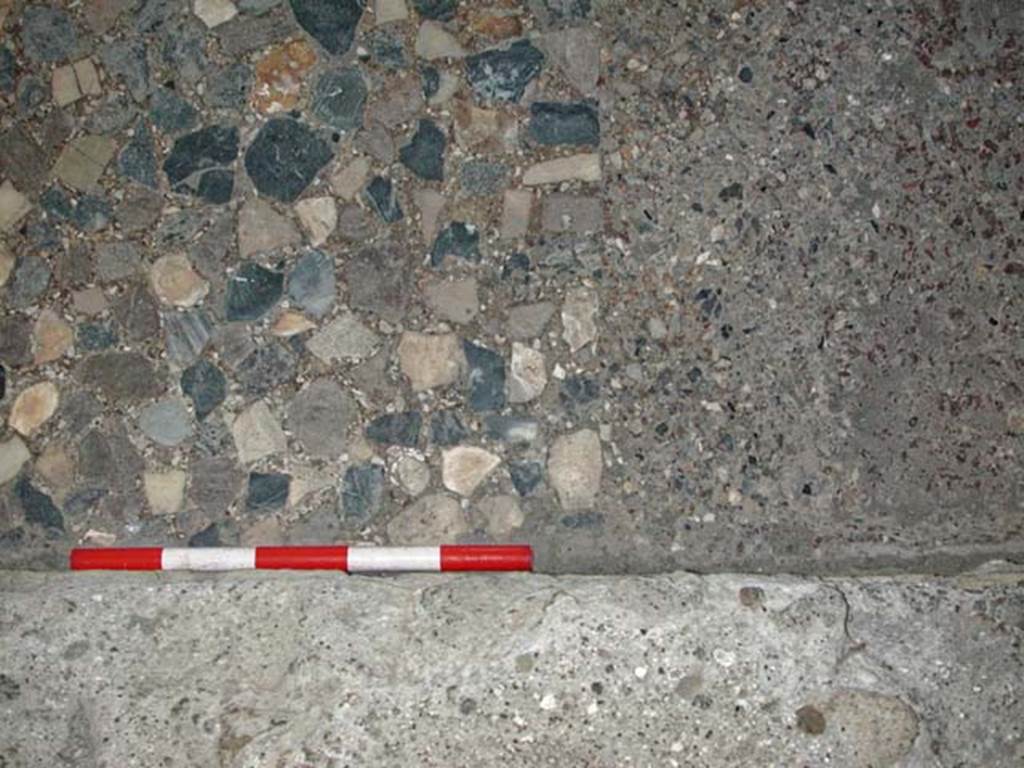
<box><xmin>0</xmin><ymin>0</ymin><xmax>1022</xmax><ymax>573</ymax></box>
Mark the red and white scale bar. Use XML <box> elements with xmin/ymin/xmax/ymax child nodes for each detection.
<box><xmin>69</xmin><ymin>545</ymin><xmax>533</xmax><ymax>573</ymax></box>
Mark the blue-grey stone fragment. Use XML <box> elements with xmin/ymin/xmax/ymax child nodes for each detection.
<box><xmin>484</xmin><ymin>415</ymin><xmax>538</xmax><ymax>444</ymax></box>
<box><xmin>163</xmin><ymin>124</ymin><xmax>239</xmax><ymax>203</ymax></box>
<box><xmin>560</xmin><ymin>375</ymin><xmax>599</xmax><ymax>406</ymax></box>
<box><xmin>430</xmin><ymin>410</ymin><xmax>467</xmax><ymax>446</ymax></box>
<box><xmin>246</xmin><ymin>472</ymin><xmax>290</xmax><ymax>511</ymax></box>
<box><xmin>399</xmin><ymin>119</ymin><xmax>445</xmax><ymax>181</ymax></box>
<box><xmin>364</xmin><ymin>176</ymin><xmax>403</xmax><ymax>223</ymax></box>
<box><xmin>63</xmin><ymin>487</ymin><xmax>108</xmax><ymax>518</ymax></box>
<box><xmin>341</xmin><ymin>463</ymin><xmax>385</xmax><ymax>522</ymax></box>
<box><xmin>367</xmin><ymin>29</ymin><xmax>406</xmax><ymax>69</ymax></box>
<box><xmin>413</xmin><ymin>0</ymin><xmax>455</xmax><ymax>20</ymax></box>
<box><xmin>40</xmin><ymin>187</ymin><xmax>74</xmax><ymax>220</ymax></box>
<box><xmin>205</xmin><ymin>64</ymin><xmax>253</xmax><ymax>110</ymax></box>
<box><xmin>366</xmin><ymin>412</ymin><xmax>422</xmax><ymax>447</ymax></box>
<box><xmin>561</xmin><ymin>511</ymin><xmax>602</xmax><ymax>528</ymax></box>
<box><xmin>20</xmin><ymin>6</ymin><xmax>76</xmax><ymax>63</ymax></box>
<box><xmin>225</xmin><ymin>262</ymin><xmax>284</xmax><ymax>321</ymax></box>
<box><xmin>136</xmin><ymin>0</ymin><xmax>176</xmax><ymax>32</ymax></box>
<box><xmin>311</xmin><ymin>67</ymin><xmax>366</xmax><ymax>132</ymax></box>
<box><xmin>421</xmin><ymin>66</ymin><xmax>439</xmax><ymax>98</ymax></box>
<box><xmin>244</xmin><ymin>118</ymin><xmax>332</xmax><ymax>202</ymax></box>
<box><xmin>87</xmin><ymin>93</ymin><xmax>138</xmax><ymax>134</ymax></box>
<box><xmin>100</xmin><ymin>41</ymin><xmax>150</xmax><ymax>102</ymax></box>
<box><xmin>196</xmin><ymin>168</ymin><xmax>235</xmax><ymax>204</ymax></box>
<box><xmin>149</xmin><ymin>87</ymin><xmax>199</xmax><ymax>135</ymax></box>
<box><xmin>165</xmin><ymin>125</ymin><xmax>239</xmax><ymax>178</ymax></box>
<box><xmin>16</xmin><ymin>477</ymin><xmax>64</xmax><ymax>530</ymax></box>
<box><xmin>240</xmin><ymin>0</ymin><xmax>282</xmax><ymax>13</ymax></box>
<box><xmin>77</xmin><ymin>323</ymin><xmax>118</xmax><ymax>352</ymax></box>
<box><xmin>138</xmin><ymin>399</ymin><xmax>194</xmax><ymax>446</ymax></box>
<box><xmin>160</xmin><ymin>18</ymin><xmax>207</xmax><ymax>85</ymax></box>
<box><xmin>545</xmin><ymin>0</ymin><xmax>590</xmax><ymax>20</ymax></box>
<box><xmin>25</xmin><ymin>220</ymin><xmax>60</xmax><ymax>252</ymax></box>
<box><xmin>0</xmin><ymin>316</ymin><xmax>30</xmax><ymax>366</ymax></box>
<box><xmin>465</xmin><ymin>40</ymin><xmax>544</xmax><ymax>104</ymax></box>
<box><xmin>0</xmin><ymin>47</ymin><xmax>16</xmax><ymax>93</ymax></box>
<box><xmin>189</xmin><ymin>523</ymin><xmax>221</xmax><ymax>547</ymax></box>
<box><xmin>288</xmin><ymin>250</ymin><xmax>336</xmax><ymax>318</ymax></box>
<box><xmin>289</xmin><ymin>0</ymin><xmax>363</xmax><ymax>55</ymax></box>
<box><xmin>508</xmin><ymin>461</ymin><xmax>542</xmax><ymax>496</ymax></box>
<box><xmin>459</xmin><ymin>161</ymin><xmax>507</xmax><ymax>196</ymax></box>
<box><xmin>8</xmin><ymin>256</ymin><xmax>51</xmax><ymax>309</ymax></box>
<box><xmin>430</xmin><ymin>222</ymin><xmax>480</xmax><ymax>266</ymax></box>
<box><xmin>527</xmin><ymin>101</ymin><xmax>599</xmax><ymax>146</ymax></box>
<box><xmin>181</xmin><ymin>359</ymin><xmax>227</xmax><ymax>420</ymax></box>
<box><xmin>464</xmin><ymin>340</ymin><xmax>506</xmax><ymax>412</ymax></box>
<box><xmin>235</xmin><ymin>343</ymin><xmax>297</xmax><ymax>396</ymax></box>
<box><xmin>163</xmin><ymin>310</ymin><xmax>213</xmax><ymax>365</ymax></box>
<box><xmin>71</xmin><ymin>196</ymin><xmax>113</xmax><ymax>232</ymax></box>
<box><xmin>16</xmin><ymin>76</ymin><xmax>47</xmax><ymax>115</ymax></box>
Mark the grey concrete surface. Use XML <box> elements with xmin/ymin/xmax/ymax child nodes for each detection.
<box><xmin>2</xmin><ymin>0</ymin><xmax>1024</xmax><ymax>576</ymax></box>
<box><xmin>2</xmin><ymin>567</ymin><xmax>1022</xmax><ymax>766</ymax></box>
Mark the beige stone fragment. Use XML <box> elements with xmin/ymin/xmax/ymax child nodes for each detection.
<box><xmin>9</xmin><ymin>382</ymin><xmax>60</xmax><ymax>437</ymax></box>
<box><xmin>523</xmin><ymin>153</ymin><xmax>601</xmax><ymax>186</ymax></box>
<box><xmin>144</xmin><ymin>470</ymin><xmax>187</xmax><ymax>515</ymax></box>
<box><xmin>32</xmin><ymin>310</ymin><xmax>74</xmax><ymax>365</ymax></box>
<box><xmin>397</xmin><ymin>332</ymin><xmax>464</xmax><ymax>391</ymax></box>
<box><xmin>442</xmin><ymin>446</ymin><xmax>500</xmax><ymax>497</ymax></box>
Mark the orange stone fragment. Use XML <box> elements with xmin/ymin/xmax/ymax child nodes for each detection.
<box><xmin>252</xmin><ymin>39</ymin><xmax>318</xmax><ymax>114</ymax></box>
<box><xmin>469</xmin><ymin>13</ymin><xmax>522</xmax><ymax>40</ymax></box>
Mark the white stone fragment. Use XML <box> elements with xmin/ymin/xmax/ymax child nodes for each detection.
<box><xmin>294</xmin><ymin>197</ymin><xmax>337</xmax><ymax>247</ymax></box>
<box><xmin>307</xmin><ymin>314</ymin><xmax>381</xmax><ymax>363</ymax></box>
<box><xmin>374</xmin><ymin>0</ymin><xmax>408</xmax><ymax>23</ymax></box>
<box><xmin>548</xmin><ymin>429</ymin><xmax>602</xmax><ymax>510</ymax></box>
<box><xmin>144</xmin><ymin>470</ymin><xmax>187</xmax><ymax>515</ymax></box>
<box><xmin>508</xmin><ymin>342</ymin><xmax>547</xmax><ymax>403</ymax></box>
<box><xmin>0</xmin><ymin>436</ymin><xmax>31</xmax><ymax>486</ymax></box>
<box><xmin>194</xmin><ymin>0</ymin><xmax>238</xmax><ymax>28</ymax></box>
<box><xmin>561</xmin><ymin>287</ymin><xmax>599</xmax><ymax>353</ymax></box>
<box><xmin>232</xmin><ymin>401</ymin><xmax>287</xmax><ymax>464</ymax></box>
<box><xmin>442</xmin><ymin>446</ymin><xmax>500</xmax><ymax>497</ymax></box>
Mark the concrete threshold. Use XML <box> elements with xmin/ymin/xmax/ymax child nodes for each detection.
<box><xmin>6</xmin><ymin>539</ymin><xmax>1024</xmax><ymax>579</ymax></box>
<box><xmin>2</xmin><ymin>566</ymin><xmax>1022</xmax><ymax>767</ymax></box>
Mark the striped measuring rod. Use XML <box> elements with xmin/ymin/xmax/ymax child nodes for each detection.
<box><xmin>69</xmin><ymin>545</ymin><xmax>533</xmax><ymax>573</ymax></box>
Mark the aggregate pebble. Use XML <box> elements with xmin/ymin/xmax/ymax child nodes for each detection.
<box><xmin>366</xmin><ymin>411</ymin><xmax>422</xmax><ymax>447</ymax></box>
<box><xmin>399</xmin><ymin>119</ymin><xmax>446</xmax><ymax>181</ymax></box>
<box><xmin>286</xmin><ymin>379</ymin><xmax>355</xmax><ymax>458</ymax></box>
<box><xmin>181</xmin><ymin>359</ymin><xmax>228</xmax><ymax>419</ymax></box>
<box><xmin>290</xmin><ymin>0</ymin><xmax>363</xmax><ymax>55</ymax></box>
<box><xmin>430</xmin><ymin>221</ymin><xmax>480</xmax><ymax>266</ymax></box>
<box><xmin>364</xmin><ymin>176</ymin><xmax>404</xmax><ymax>223</ymax></box>
<box><xmin>465</xmin><ymin>40</ymin><xmax>544</xmax><ymax>103</ymax></box>
<box><xmin>244</xmin><ymin>118</ymin><xmax>333</xmax><ymax>202</ymax></box>
<box><xmin>225</xmin><ymin>263</ymin><xmax>285</xmax><ymax>322</ymax></box>
<box><xmin>311</xmin><ymin>67</ymin><xmax>367</xmax><ymax>132</ymax></box>
<box><xmin>528</xmin><ymin>101</ymin><xmax>599</xmax><ymax>146</ymax></box>
<box><xmin>341</xmin><ymin>463</ymin><xmax>385</xmax><ymax>521</ymax></box>
<box><xmin>287</xmin><ymin>249</ymin><xmax>336</xmax><ymax>318</ymax></box>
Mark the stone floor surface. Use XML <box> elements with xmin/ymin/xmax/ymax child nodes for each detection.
<box><xmin>3</xmin><ymin>2</ymin><xmax>1023</xmax><ymax>765</ymax></box>
<box><xmin>1</xmin><ymin>0</ymin><xmax>1023</xmax><ymax>577</ymax></box>
<box><xmin>2</xmin><ymin>566</ymin><xmax>1022</xmax><ymax>766</ymax></box>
